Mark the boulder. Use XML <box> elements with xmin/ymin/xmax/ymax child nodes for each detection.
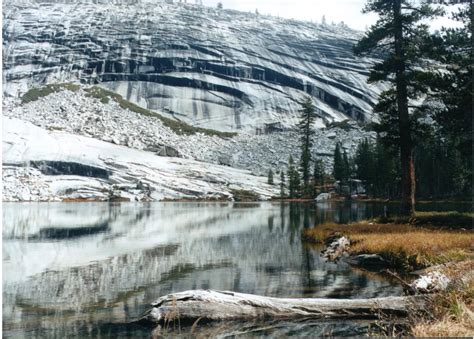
<box><xmin>315</xmin><ymin>192</ymin><xmax>331</xmax><ymax>201</ymax></box>
<box><xmin>345</xmin><ymin>254</ymin><xmax>390</xmax><ymax>270</ymax></box>
<box><xmin>157</xmin><ymin>145</ymin><xmax>181</xmax><ymax>158</ymax></box>
<box><xmin>218</xmin><ymin>155</ymin><xmax>232</xmax><ymax>166</ymax></box>
<box><xmin>410</xmin><ymin>272</ymin><xmax>450</xmax><ymax>293</ymax></box>
<box><xmin>322</xmin><ymin>236</ymin><xmax>350</xmax><ymax>261</ymax></box>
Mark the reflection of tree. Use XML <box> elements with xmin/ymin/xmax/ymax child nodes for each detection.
<box><xmin>288</xmin><ymin>203</ymin><xmax>300</xmax><ymax>245</ymax></box>
<box><xmin>303</xmin><ymin>204</ymin><xmax>310</xmax><ymax>229</ymax></box>
<box><xmin>267</xmin><ymin>216</ymin><xmax>274</xmax><ymax>232</ymax></box>
<box><xmin>280</xmin><ymin>202</ymin><xmax>285</xmax><ymax>231</ymax></box>
<box><xmin>301</xmin><ymin>244</ymin><xmax>314</xmax><ymax>295</ymax></box>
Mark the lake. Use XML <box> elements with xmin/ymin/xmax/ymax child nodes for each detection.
<box><xmin>2</xmin><ymin>201</ymin><xmax>466</xmax><ymax>337</ymax></box>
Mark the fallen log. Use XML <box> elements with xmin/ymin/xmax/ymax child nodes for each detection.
<box><xmin>135</xmin><ymin>289</ymin><xmax>423</xmax><ymax>327</ymax></box>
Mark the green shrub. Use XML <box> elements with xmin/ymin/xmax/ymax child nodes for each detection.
<box><xmin>230</xmin><ymin>189</ymin><xmax>261</xmax><ymax>202</ymax></box>
<box><xmin>21</xmin><ymin>83</ymin><xmax>80</xmax><ymax>103</ymax></box>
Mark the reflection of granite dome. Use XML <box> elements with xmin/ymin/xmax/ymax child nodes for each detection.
<box><xmin>3</xmin><ymin>0</ymin><xmax>382</xmax><ymax>132</ymax></box>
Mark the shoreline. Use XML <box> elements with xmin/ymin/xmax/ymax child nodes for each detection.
<box><xmin>3</xmin><ymin>197</ymin><xmax>472</xmax><ymax>204</ymax></box>
<box><xmin>302</xmin><ymin>218</ymin><xmax>474</xmax><ymax>336</ymax></box>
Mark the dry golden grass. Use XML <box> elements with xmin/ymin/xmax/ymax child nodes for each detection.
<box><xmin>411</xmin><ymin>261</ymin><xmax>474</xmax><ymax>337</ymax></box>
<box><xmin>302</xmin><ymin>222</ymin><xmax>473</xmax><ymax>269</ymax></box>
<box><xmin>411</xmin><ymin>314</ymin><xmax>474</xmax><ymax>337</ymax></box>
<box><xmin>304</xmin><ymin>220</ymin><xmax>474</xmax><ymax>336</ymax></box>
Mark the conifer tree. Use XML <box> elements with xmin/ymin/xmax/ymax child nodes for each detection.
<box><xmin>288</xmin><ymin>156</ymin><xmax>296</xmax><ymax>198</ymax></box>
<box><xmin>293</xmin><ymin>170</ymin><xmax>301</xmax><ymax>198</ymax></box>
<box><xmin>267</xmin><ymin>169</ymin><xmax>274</xmax><ymax>185</ymax></box>
<box><xmin>333</xmin><ymin>143</ymin><xmax>345</xmax><ymax>183</ymax></box>
<box><xmin>313</xmin><ymin>159</ymin><xmax>325</xmax><ymax>195</ymax></box>
<box><xmin>355</xmin><ymin>139</ymin><xmax>375</xmax><ymax>194</ymax></box>
<box><xmin>427</xmin><ymin>3</ymin><xmax>472</xmax><ymax>196</ymax></box>
<box><xmin>354</xmin><ymin>0</ymin><xmax>441</xmax><ymax>216</ymax></box>
<box><xmin>287</xmin><ymin>156</ymin><xmax>301</xmax><ymax>198</ymax></box>
<box><xmin>342</xmin><ymin>150</ymin><xmax>350</xmax><ymax>183</ymax></box>
<box><xmin>280</xmin><ymin>171</ymin><xmax>286</xmax><ymax>198</ymax></box>
<box><xmin>298</xmin><ymin>97</ymin><xmax>315</xmax><ymax>197</ymax></box>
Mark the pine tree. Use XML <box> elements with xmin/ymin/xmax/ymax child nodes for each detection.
<box><xmin>355</xmin><ymin>139</ymin><xmax>375</xmax><ymax>194</ymax></box>
<box><xmin>373</xmin><ymin>137</ymin><xmax>399</xmax><ymax>199</ymax></box>
<box><xmin>354</xmin><ymin>0</ymin><xmax>441</xmax><ymax>216</ymax></box>
<box><xmin>293</xmin><ymin>170</ymin><xmax>301</xmax><ymax>198</ymax></box>
<box><xmin>287</xmin><ymin>156</ymin><xmax>301</xmax><ymax>198</ymax></box>
<box><xmin>298</xmin><ymin>97</ymin><xmax>315</xmax><ymax>197</ymax></box>
<box><xmin>427</xmin><ymin>4</ymin><xmax>472</xmax><ymax>197</ymax></box>
<box><xmin>313</xmin><ymin>159</ymin><xmax>325</xmax><ymax>195</ymax></box>
<box><xmin>217</xmin><ymin>2</ymin><xmax>223</xmax><ymax>9</ymax></box>
<box><xmin>333</xmin><ymin>143</ymin><xmax>344</xmax><ymax>183</ymax></box>
<box><xmin>267</xmin><ymin>169</ymin><xmax>274</xmax><ymax>185</ymax></box>
<box><xmin>288</xmin><ymin>156</ymin><xmax>296</xmax><ymax>198</ymax></box>
<box><xmin>280</xmin><ymin>171</ymin><xmax>285</xmax><ymax>198</ymax></box>
<box><xmin>342</xmin><ymin>150</ymin><xmax>350</xmax><ymax>183</ymax></box>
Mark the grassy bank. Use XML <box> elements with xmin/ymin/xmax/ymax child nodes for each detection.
<box><xmin>378</xmin><ymin>211</ymin><xmax>474</xmax><ymax>229</ymax></box>
<box><xmin>410</xmin><ymin>261</ymin><xmax>474</xmax><ymax>337</ymax></box>
<box><xmin>302</xmin><ymin>212</ymin><xmax>474</xmax><ymax>336</ymax></box>
<box><xmin>302</xmin><ymin>221</ymin><xmax>473</xmax><ymax>270</ymax></box>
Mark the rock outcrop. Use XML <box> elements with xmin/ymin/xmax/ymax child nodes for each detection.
<box><xmin>3</xmin><ymin>87</ymin><xmax>375</xmax><ymax>176</ymax></box>
<box><xmin>3</xmin><ymin>0</ymin><xmax>383</xmax><ymax>132</ymax></box>
<box><xmin>3</xmin><ymin>117</ymin><xmax>278</xmax><ymax>201</ymax></box>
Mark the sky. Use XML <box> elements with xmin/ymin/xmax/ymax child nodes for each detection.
<box><xmin>202</xmin><ymin>0</ymin><xmax>463</xmax><ymax>31</ymax></box>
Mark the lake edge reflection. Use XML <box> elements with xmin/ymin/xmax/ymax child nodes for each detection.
<box><xmin>6</xmin><ymin>201</ymin><xmax>457</xmax><ymax>337</ymax></box>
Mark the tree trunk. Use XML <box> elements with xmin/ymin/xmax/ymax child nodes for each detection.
<box><xmin>393</xmin><ymin>0</ymin><xmax>415</xmax><ymax>216</ymax></box>
<box><xmin>135</xmin><ymin>289</ymin><xmax>423</xmax><ymax>327</ymax></box>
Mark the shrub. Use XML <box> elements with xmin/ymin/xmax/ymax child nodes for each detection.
<box><xmin>21</xmin><ymin>83</ymin><xmax>80</xmax><ymax>103</ymax></box>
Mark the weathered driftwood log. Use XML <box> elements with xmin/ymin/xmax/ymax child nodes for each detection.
<box><xmin>135</xmin><ymin>289</ymin><xmax>422</xmax><ymax>327</ymax></box>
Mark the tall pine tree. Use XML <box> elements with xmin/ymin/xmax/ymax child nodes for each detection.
<box><xmin>342</xmin><ymin>149</ymin><xmax>351</xmax><ymax>183</ymax></box>
<box><xmin>298</xmin><ymin>97</ymin><xmax>316</xmax><ymax>197</ymax></box>
<box><xmin>267</xmin><ymin>169</ymin><xmax>274</xmax><ymax>185</ymax></box>
<box><xmin>280</xmin><ymin>171</ymin><xmax>286</xmax><ymax>198</ymax></box>
<box><xmin>355</xmin><ymin>138</ymin><xmax>375</xmax><ymax>194</ymax></box>
<box><xmin>333</xmin><ymin>143</ymin><xmax>345</xmax><ymax>182</ymax></box>
<box><xmin>288</xmin><ymin>156</ymin><xmax>301</xmax><ymax>198</ymax></box>
<box><xmin>313</xmin><ymin>159</ymin><xmax>325</xmax><ymax>195</ymax></box>
<box><xmin>427</xmin><ymin>3</ymin><xmax>472</xmax><ymax>197</ymax></box>
<box><xmin>354</xmin><ymin>0</ymin><xmax>441</xmax><ymax>216</ymax></box>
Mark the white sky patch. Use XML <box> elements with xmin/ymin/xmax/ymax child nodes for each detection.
<box><xmin>202</xmin><ymin>0</ymin><xmax>464</xmax><ymax>31</ymax></box>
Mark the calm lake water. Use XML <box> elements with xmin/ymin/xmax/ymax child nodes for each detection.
<box><xmin>2</xmin><ymin>201</ymin><xmax>468</xmax><ymax>337</ymax></box>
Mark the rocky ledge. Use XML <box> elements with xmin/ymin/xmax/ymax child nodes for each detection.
<box><xmin>3</xmin><ymin>117</ymin><xmax>278</xmax><ymax>202</ymax></box>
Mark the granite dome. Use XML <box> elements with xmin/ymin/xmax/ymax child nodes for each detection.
<box><xmin>3</xmin><ymin>0</ymin><xmax>382</xmax><ymax>132</ymax></box>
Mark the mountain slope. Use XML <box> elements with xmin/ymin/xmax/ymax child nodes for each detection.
<box><xmin>3</xmin><ymin>117</ymin><xmax>278</xmax><ymax>201</ymax></box>
<box><xmin>3</xmin><ymin>0</ymin><xmax>382</xmax><ymax>132</ymax></box>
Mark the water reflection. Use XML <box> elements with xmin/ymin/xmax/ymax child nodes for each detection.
<box><xmin>2</xmin><ymin>201</ymin><xmax>416</xmax><ymax>337</ymax></box>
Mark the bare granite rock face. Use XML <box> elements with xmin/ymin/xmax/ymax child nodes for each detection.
<box><xmin>2</xmin><ymin>0</ymin><xmax>382</xmax><ymax>201</ymax></box>
<box><xmin>3</xmin><ymin>0</ymin><xmax>384</xmax><ymax>132</ymax></box>
<box><xmin>3</xmin><ymin>87</ymin><xmax>375</xmax><ymax>176</ymax></box>
<box><xmin>3</xmin><ymin>117</ymin><xmax>279</xmax><ymax>201</ymax></box>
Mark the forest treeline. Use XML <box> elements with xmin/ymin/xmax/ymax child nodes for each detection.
<box><xmin>272</xmin><ymin>1</ymin><xmax>472</xmax><ymax>212</ymax></box>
